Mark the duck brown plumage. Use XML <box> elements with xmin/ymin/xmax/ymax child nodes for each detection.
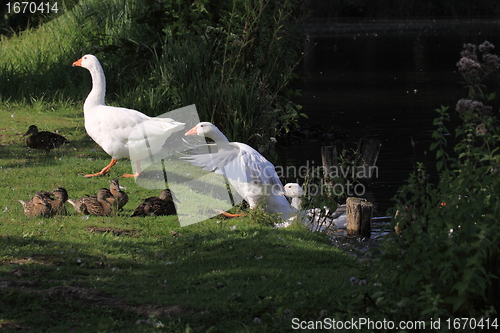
<box><xmin>109</xmin><ymin>179</ymin><xmax>128</xmax><ymax>211</ymax></box>
<box><xmin>19</xmin><ymin>192</ymin><xmax>53</xmax><ymax>217</ymax></box>
<box><xmin>131</xmin><ymin>189</ymin><xmax>178</xmax><ymax>217</ymax></box>
<box><xmin>23</xmin><ymin>125</ymin><xmax>71</xmax><ymax>154</ymax></box>
<box><xmin>39</xmin><ymin>188</ymin><xmax>69</xmax><ymax>216</ymax></box>
<box><xmin>68</xmin><ymin>188</ymin><xmax>115</xmax><ymax>216</ymax></box>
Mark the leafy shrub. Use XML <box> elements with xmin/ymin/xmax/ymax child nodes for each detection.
<box><xmin>118</xmin><ymin>0</ymin><xmax>306</xmax><ymax>157</ymax></box>
<box><xmin>349</xmin><ymin>41</ymin><xmax>500</xmax><ymax>324</ymax></box>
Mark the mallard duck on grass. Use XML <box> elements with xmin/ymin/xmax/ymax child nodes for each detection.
<box><xmin>19</xmin><ymin>193</ymin><xmax>52</xmax><ymax>217</ymax></box>
<box><xmin>68</xmin><ymin>188</ymin><xmax>115</xmax><ymax>216</ymax></box>
<box><xmin>23</xmin><ymin>125</ymin><xmax>71</xmax><ymax>154</ymax></box>
<box><xmin>19</xmin><ymin>188</ymin><xmax>69</xmax><ymax>217</ymax></box>
<box><xmin>109</xmin><ymin>179</ymin><xmax>128</xmax><ymax>211</ymax></box>
<box><xmin>131</xmin><ymin>189</ymin><xmax>178</xmax><ymax>217</ymax></box>
<box><xmin>39</xmin><ymin>188</ymin><xmax>69</xmax><ymax>216</ymax></box>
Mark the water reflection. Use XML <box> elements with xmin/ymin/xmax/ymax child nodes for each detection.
<box><xmin>278</xmin><ymin>19</ymin><xmax>500</xmax><ymax>213</ymax></box>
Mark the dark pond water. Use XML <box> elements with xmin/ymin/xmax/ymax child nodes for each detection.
<box><xmin>277</xmin><ymin>19</ymin><xmax>500</xmax><ymax>214</ymax></box>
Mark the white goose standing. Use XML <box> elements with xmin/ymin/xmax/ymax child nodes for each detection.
<box><xmin>183</xmin><ymin>122</ymin><xmax>295</xmax><ymax>219</ymax></box>
<box><xmin>72</xmin><ymin>54</ymin><xmax>184</xmax><ymax>177</ymax></box>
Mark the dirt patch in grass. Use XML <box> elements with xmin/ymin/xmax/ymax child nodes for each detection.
<box><xmin>1</xmin><ymin>278</ymin><xmax>186</xmax><ymax>318</ymax></box>
<box><xmin>9</xmin><ymin>255</ymin><xmax>63</xmax><ymax>267</ymax></box>
<box><xmin>0</xmin><ymin>320</ymin><xmax>30</xmax><ymax>330</ymax></box>
<box><xmin>85</xmin><ymin>226</ymin><xmax>139</xmax><ymax>237</ymax></box>
<box><xmin>42</xmin><ymin>286</ymin><xmax>186</xmax><ymax>317</ymax></box>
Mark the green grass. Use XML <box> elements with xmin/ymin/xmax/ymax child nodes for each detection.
<box><xmin>0</xmin><ymin>0</ymin><xmax>304</xmax><ymax>162</ymax></box>
<box><xmin>0</xmin><ymin>103</ymin><xmax>364</xmax><ymax>332</ymax></box>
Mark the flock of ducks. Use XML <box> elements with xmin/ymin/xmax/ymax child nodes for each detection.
<box><xmin>19</xmin><ymin>179</ymin><xmax>177</xmax><ymax>218</ymax></box>
<box><xmin>18</xmin><ymin>54</ymin><xmax>345</xmax><ymax>227</ymax></box>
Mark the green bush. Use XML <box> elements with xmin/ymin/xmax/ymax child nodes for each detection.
<box><xmin>348</xmin><ymin>41</ymin><xmax>500</xmax><ymax>326</ymax></box>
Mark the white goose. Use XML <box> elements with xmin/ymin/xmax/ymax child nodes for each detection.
<box><xmin>283</xmin><ymin>183</ymin><xmax>347</xmax><ymax>230</ymax></box>
<box><xmin>72</xmin><ymin>54</ymin><xmax>184</xmax><ymax>177</ymax></box>
<box><xmin>182</xmin><ymin>122</ymin><xmax>295</xmax><ymax>219</ymax></box>
<box><xmin>281</xmin><ymin>182</ymin><xmax>309</xmax><ymax>227</ymax></box>
<box><xmin>283</xmin><ymin>183</ymin><xmax>305</xmax><ymax>212</ymax></box>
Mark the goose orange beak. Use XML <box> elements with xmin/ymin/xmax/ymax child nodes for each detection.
<box><xmin>185</xmin><ymin>126</ymin><xmax>198</xmax><ymax>136</ymax></box>
<box><xmin>72</xmin><ymin>58</ymin><xmax>82</xmax><ymax>67</ymax></box>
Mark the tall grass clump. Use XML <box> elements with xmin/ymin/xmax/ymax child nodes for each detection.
<box><xmin>0</xmin><ymin>0</ymin><xmax>157</xmax><ymax>102</ymax></box>
<box><xmin>346</xmin><ymin>42</ymin><xmax>500</xmax><ymax>325</ymax></box>
<box><xmin>1</xmin><ymin>0</ymin><xmax>305</xmax><ymax>159</ymax></box>
<box><xmin>119</xmin><ymin>0</ymin><xmax>305</xmax><ymax>158</ymax></box>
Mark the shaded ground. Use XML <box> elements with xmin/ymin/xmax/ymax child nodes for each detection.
<box><xmin>1</xmin><ymin>273</ymin><xmax>186</xmax><ymax>318</ymax></box>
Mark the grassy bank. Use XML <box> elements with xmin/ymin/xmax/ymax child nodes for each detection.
<box><xmin>0</xmin><ymin>103</ymin><xmax>365</xmax><ymax>332</ymax></box>
<box><xmin>0</xmin><ymin>0</ymin><xmax>305</xmax><ymax>159</ymax></box>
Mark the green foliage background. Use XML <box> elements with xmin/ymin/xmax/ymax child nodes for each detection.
<box><xmin>0</xmin><ymin>0</ymin><xmax>305</xmax><ymax>159</ymax></box>
<box><xmin>345</xmin><ymin>42</ymin><xmax>500</xmax><ymax>325</ymax></box>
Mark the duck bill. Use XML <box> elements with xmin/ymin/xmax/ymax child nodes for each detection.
<box><xmin>72</xmin><ymin>58</ymin><xmax>82</xmax><ymax>67</ymax></box>
<box><xmin>185</xmin><ymin>126</ymin><xmax>198</xmax><ymax>136</ymax></box>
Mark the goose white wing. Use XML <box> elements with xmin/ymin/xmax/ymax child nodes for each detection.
<box><xmin>181</xmin><ymin>142</ymin><xmax>283</xmax><ymax>189</ymax></box>
<box><xmin>127</xmin><ymin>117</ymin><xmax>185</xmax><ymax>161</ymax></box>
<box><xmin>182</xmin><ymin>142</ymin><xmax>220</xmax><ymax>158</ymax></box>
<box><xmin>84</xmin><ymin>105</ymin><xmax>184</xmax><ymax>160</ymax></box>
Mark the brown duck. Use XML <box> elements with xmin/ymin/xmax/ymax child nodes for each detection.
<box><xmin>131</xmin><ymin>189</ymin><xmax>178</xmax><ymax>217</ymax></box>
<box><xmin>109</xmin><ymin>179</ymin><xmax>128</xmax><ymax>211</ymax></box>
<box><xmin>23</xmin><ymin>125</ymin><xmax>71</xmax><ymax>154</ymax></box>
<box><xmin>68</xmin><ymin>188</ymin><xmax>115</xmax><ymax>216</ymax></box>
<box><xmin>19</xmin><ymin>192</ymin><xmax>53</xmax><ymax>217</ymax></box>
<box><xmin>39</xmin><ymin>188</ymin><xmax>69</xmax><ymax>216</ymax></box>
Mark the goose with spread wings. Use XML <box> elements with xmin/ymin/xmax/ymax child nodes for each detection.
<box><xmin>182</xmin><ymin>122</ymin><xmax>295</xmax><ymax>219</ymax></box>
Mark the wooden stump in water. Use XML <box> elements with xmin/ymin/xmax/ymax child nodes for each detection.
<box><xmin>320</xmin><ymin>138</ymin><xmax>381</xmax><ymax>183</ymax></box>
<box><xmin>321</xmin><ymin>146</ymin><xmax>338</xmax><ymax>180</ymax></box>
<box><xmin>346</xmin><ymin>197</ymin><xmax>373</xmax><ymax>237</ymax></box>
<box><xmin>355</xmin><ymin>137</ymin><xmax>381</xmax><ymax>180</ymax></box>
<box><xmin>321</xmin><ymin>146</ymin><xmax>338</xmax><ymax>194</ymax></box>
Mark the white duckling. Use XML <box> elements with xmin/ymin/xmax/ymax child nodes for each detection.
<box><xmin>182</xmin><ymin>122</ymin><xmax>294</xmax><ymax>220</ymax></box>
<box><xmin>283</xmin><ymin>182</ymin><xmax>305</xmax><ymax>211</ymax></box>
<box><xmin>72</xmin><ymin>54</ymin><xmax>184</xmax><ymax>177</ymax></box>
<box><xmin>282</xmin><ymin>182</ymin><xmax>309</xmax><ymax>227</ymax></box>
<box><xmin>283</xmin><ymin>183</ymin><xmax>347</xmax><ymax>231</ymax></box>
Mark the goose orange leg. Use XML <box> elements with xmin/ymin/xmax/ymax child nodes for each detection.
<box><xmin>84</xmin><ymin>158</ymin><xmax>117</xmax><ymax>177</ymax></box>
<box><xmin>215</xmin><ymin>209</ymin><xmax>247</xmax><ymax>218</ymax></box>
<box><xmin>122</xmin><ymin>160</ymin><xmax>142</xmax><ymax>178</ymax></box>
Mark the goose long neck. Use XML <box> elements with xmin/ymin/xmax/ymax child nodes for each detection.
<box><xmin>291</xmin><ymin>197</ymin><xmax>302</xmax><ymax>210</ymax></box>
<box><xmin>209</xmin><ymin>129</ymin><xmax>232</xmax><ymax>151</ymax></box>
<box><xmin>84</xmin><ymin>64</ymin><xmax>106</xmax><ymax>109</ymax></box>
